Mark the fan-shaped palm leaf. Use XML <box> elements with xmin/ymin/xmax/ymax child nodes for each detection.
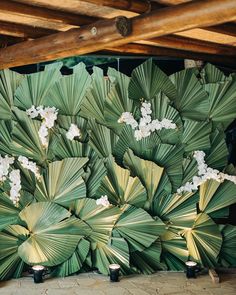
<box><xmin>115</xmin><ymin>204</ymin><xmax>165</xmax><ymax>252</ymax></box>
<box><xmin>0</xmin><ymin>225</ymin><xmax>28</xmax><ymax>280</ymax></box>
<box><xmin>80</xmin><ymin>66</ymin><xmax>111</xmax><ymax>124</ymax></box>
<box><xmin>11</xmin><ymin>108</ymin><xmax>54</xmax><ymax>165</ymax></box>
<box><xmin>74</xmin><ymin>198</ymin><xmax>121</xmax><ymax>246</ymax></box>
<box><xmin>128</xmin><ymin>59</ymin><xmax>176</xmax><ymax>101</ymax></box>
<box><xmin>181</xmin><ymin>157</ymin><xmax>198</xmax><ymax>186</ymax></box>
<box><xmin>169</xmin><ymin>69</ymin><xmax>209</xmax><ymax>120</ymax></box>
<box><xmin>204</xmin><ymin>79</ymin><xmax>236</xmax><ymax>128</ymax></box>
<box><xmin>94</xmin><ymin>235</ymin><xmax>130</xmax><ymax>275</ymax></box>
<box><xmin>97</xmin><ymin>156</ymin><xmax>147</xmax><ymax>207</ymax></box>
<box><xmin>88</xmin><ymin>119</ymin><xmax>119</xmax><ymax>158</ymax></box>
<box><xmin>184</xmin><ymin>213</ymin><xmax>222</xmax><ymax>267</ymax></box>
<box><xmin>47</xmin><ymin>63</ymin><xmax>91</xmax><ymax>115</ymax></box>
<box><xmin>200</xmin><ymin>63</ymin><xmax>229</xmax><ymax>83</ymax></box>
<box><xmin>130</xmin><ymin>240</ymin><xmax>164</xmax><ymax>274</ymax></box>
<box><xmin>35</xmin><ymin>157</ymin><xmax>88</xmax><ymax>206</ymax></box>
<box><xmin>104</xmin><ymin>68</ymin><xmax>136</xmax><ymax>133</ymax></box>
<box><xmin>18</xmin><ymin>202</ymin><xmax>90</xmax><ymax>266</ymax></box>
<box><xmin>153</xmin><ymin>192</ymin><xmax>198</xmax><ymax>230</ymax></box>
<box><xmin>0</xmin><ymin>192</ymin><xmax>20</xmax><ymax>231</ymax></box>
<box><xmin>181</xmin><ymin>119</ymin><xmax>211</xmax><ymax>153</ymax></box>
<box><xmin>0</xmin><ymin>120</ymin><xmax>12</xmax><ymax>155</ymax></box>
<box><xmin>123</xmin><ymin>149</ymin><xmax>165</xmax><ymax>208</ymax></box>
<box><xmin>161</xmin><ymin>229</ymin><xmax>189</xmax><ymax>270</ymax></box>
<box><xmin>14</xmin><ymin>66</ymin><xmax>61</xmax><ymax>110</ymax></box>
<box><xmin>151</xmin><ymin>93</ymin><xmax>182</xmax><ymax>144</ymax></box>
<box><xmin>0</xmin><ymin>69</ymin><xmax>23</xmax><ymax>120</ymax></box>
<box><xmin>219</xmin><ymin>224</ymin><xmax>236</xmax><ymax>267</ymax></box>
<box><xmin>52</xmin><ymin>238</ymin><xmax>90</xmax><ymax>277</ymax></box>
<box><xmin>137</xmin><ymin>143</ymin><xmax>184</xmax><ymax>191</ymax></box>
<box><xmin>205</xmin><ymin>128</ymin><xmax>228</xmax><ymax>170</ymax></box>
<box><xmin>199</xmin><ymin>179</ymin><xmax>236</xmax><ymax>217</ymax></box>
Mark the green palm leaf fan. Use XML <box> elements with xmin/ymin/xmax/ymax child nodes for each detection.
<box><xmin>74</xmin><ymin>198</ymin><xmax>121</xmax><ymax>246</ymax></box>
<box><xmin>199</xmin><ymin>179</ymin><xmax>236</xmax><ymax>218</ymax></box>
<box><xmin>130</xmin><ymin>240</ymin><xmax>165</xmax><ymax>274</ymax></box>
<box><xmin>205</xmin><ymin>128</ymin><xmax>228</xmax><ymax>170</ymax></box>
<box><xmin>52</xmin><ymin>238</ymin><xmax>90</xmax><ymax>277</ymax></box>
<box><xmin>14</xmin><ymin>64</ymin><xmax>61</xmax><ymax>110</ymax></box>
<box><xmin>181</xmin><ymin>119</ymin><xmax>211</xmax><ymax>153</ymax></box>
<box><xmin>114</xmin><ymin>204</ymin><xmax>166</xmax><ymax>252</ymax></box>
<box><xmin>151</xmin><ymin>93</ymin><xmax>183</xmax><ymax>145</ymax></box>
<box><xmin>123</xmin><ymin>149</ymin><xmax>171</xmax><ymax>209</ymax></box>
<box><xmin>161</xmin><ymin>229</ymin><xmax>189</xmax><ymax>270</ymax></box>
<box><xmin>0</xmin><ymin>69</ymin><xmax>23</xmax><ymax>120</ymax></box>
<box><xmin>80</xmin><ymin>66</ymin><xmax>111</xmax><ymax>124</ymax></box>
<box><xmin>0</xmin><ymin>192</ymin><xmax>21</xmax><ymax>231</ymax></box>
<box><xmin>0</xmin><ymin>120</ymin><xmax>12</xmax><ymax>155</ymax></box>
<box><xmin>88</xmin><ymin>119</ymin><xmax>119</xmax><ymax>158</ymax></box>
<box><xmin>93</xmin><ymin>235</ymin><xmax>131</xmax><ymax>275</ymax></box>
<box><xmin>200</xmin><ymin>63</ymin><xmax>229</xmax><ymax>83</ymax></box>
<box><xmin>0</xmin><ymin>225</ymin><xmax>28</xmax><ymax>280</ymax></box>
<box><xmin>97</xmin><ymin>155</ymin><xmax>147</xmax><ymax>208</ymax></box>
<box><xmin>84</xmin><ymin>157</ymin><xmax>107</xmax><ymax>198</ymax></box>
<box><xmin>104</xmin><ymin>67</ymin><xmax>137</xmax><ymax>133</ymax></box>
<box><xmin>11</xmin><ymin>108</ymin><xmax>54</xmax><ymax>165</ymax></box>
<box><xmin>184</xmin><ymin>213</ymin><xmax>222</xmax><ymax>267</ymax></box>
<box><xmin>219</xmin><ymin>224</ymin><xmax>236</xmax><ymax>267</ymax></box>
<box><xmin>113</xmin><ymin>124</ymin><xmax>161</xmax><ymax>165</ymax></box>
<box><xmin>153</xmin><ymin>192</ymin><xmax>198</xmax><ymax>231</ymax></box>
<box><xmin>128</xmin><ymin>59</ymin><xmax>176</xmax><ymax>101</ymax></box>
<box><xmin>46</xmin><ymin>62</ymin><xmax>91</xmax><ymax>115</ymax></box>
<box><xmin>35</xmin><ymin>157</ymin><xmax>88</xmax><ymax>207</ymax></box>
<box><xmin>203</xmin><ymin>78</ymin><xmax>236</xmax><ymax>129</ymax></box>
<box><xmin>18</xmin><ymin>202</ymin><xmax>90</xmax><ymax>266</ymax></box>
<box><xmin>137</xmin><ymin>143</ymin><xmax>184</xmax><ymax>192</ymax></box>
<box><xmin>169</xmin><ymin>68</ymin><xmax>209</xmax><ymax>121</ymax></box>
<box><xmin>181</xmin><ymin>157</ymin><xmax>198</xmax><ymax>186</ymax></box>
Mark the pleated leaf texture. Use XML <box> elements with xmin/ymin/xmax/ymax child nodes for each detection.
<box><xmin>0</xmin><ymin>60</ymin><xmax>236</xmax><ymax>281</ymax></box>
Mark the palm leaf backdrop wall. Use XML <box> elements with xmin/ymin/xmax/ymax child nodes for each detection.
<box><xmin>0</xmin><ymin>60</ymin><xmax>236</xmax><ymax>280</ymax></box>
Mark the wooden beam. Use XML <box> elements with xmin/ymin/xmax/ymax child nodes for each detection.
<box><xmin>106</xmin><ymin>43</ymin><xmax>236</xmax><ymax>66</ymax></box>
<box><xmin>0</xmin><ymin>0</ymin><xmax>98</xmax><ymax>26</ymax></box>
<box><xmin>0</xmin><ymin>20</ymin><xmax>57</xmax><ymax>38</ymax></box>
<box><xmin>206</xmin><ymin>22</ymin><xmax>236</xmax><ymax>37</ymax></box>
<box><xmin>140</xmin><ymin>35</ymin><xmax>236</xmax><ymax>56</ymax></box>
<box><xmin>0</xmin><ymin>0</ymin><xmax>236</xmax><ymax>69</ymax></box>
<box><xmin>0</xmin><ymin>35</ymin><xmax>24</xmax><ymax>47</ymax></box>
<box><xmin>79</xmin><ymin>0</ymin><xmax>151</xmax><ymax>14</ymax></box>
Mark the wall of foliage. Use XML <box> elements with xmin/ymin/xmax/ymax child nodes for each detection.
<box><xmin>0</xmin><ymin>60</ymin><xmax>236</xmax><ymax>280</ymax></box>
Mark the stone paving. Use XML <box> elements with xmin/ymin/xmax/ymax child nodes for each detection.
<box><xmin>0</xmin><ymin>271</ymin><xmax>236</xmax><ymax>295</ymax></box>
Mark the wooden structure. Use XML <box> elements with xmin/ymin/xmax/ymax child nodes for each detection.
<box><xmin>0</xmin><ymin>0</ymin><xmax>236</xmax><ymax>69</ymax></box>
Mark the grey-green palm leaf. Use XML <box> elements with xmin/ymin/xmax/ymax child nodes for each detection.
<box><xmin>0</xmin><ymin>120</ymin><xmax>12</xmax><ymax>155</ymax></box>
<box><xmin>0</xmin><ymin>69</ymin><xmax>23</xmax><ymax>120</ymax></box>
<box><xmin>184</xmin><ymin>213</ymin><xmax>222</xmax><ymax>267</ymax></box>
<box><xmin>219</xmin><ymin>224</ymin><xmax>236</xmax><ymax>267</ymax></box>
<box><xmin>35</xmin><ymin>157</ymin><xmax>88</xmax><ymax>206</ymax></box>
<box><xmin>18</xmin><ymin>202</ymin><xmax>90</xmax><ymax>266</ymax></box>
<box><xmin>128</xmin><ymin>59</ymin><xmax>176</xmax><ymax>101</ymax></box>
<box><xmin>97</xmin><ymin>155</ymin><xmax>147</xmax><ymax>208</ymax></box>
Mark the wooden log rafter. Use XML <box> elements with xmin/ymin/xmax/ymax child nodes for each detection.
<box><xmin>0</xmin><ymin>0</ymin><xmax>236</xmax><ymax>69</ymax></box>
<box><xmin>0</xmin><ymin>0</ymin><xmax>98</xmax><ymax>26</ymax></box>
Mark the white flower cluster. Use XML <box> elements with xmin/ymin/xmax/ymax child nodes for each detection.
<box><xmin>9</xmin><ymin>169</ymin><xmax>21</xmax><ymax>205</ymax></box>
<box><xmin>96</xmin><ymin>195</ymin><xmax>110</xmax><ymax>207</ymax></box>
<box><xmin>26</xmin><ymin>105</ymin><xmax>58</xmax><ymax>148</ymax></box>
<box><xmin>177</xmin><ymin>150</ymin><xmax>236</xmax><ymax>194</ymax></box>
<box><xmin>0</xmin><ymin>155</ymin><xmax>14</xmax><ymax>182</ymax></box>
<box><xmin>18</xmin><ymin>156</ymin><xmax>40</xmax><ymax>180</ymax></box>
<box><xmin>118</xmin><ymin>101</ymin><xmax>176</xmax><ymax>141</ymax></box>
<box><xmin>66</xmin><ymin>124</ymin><xmax>81</xmax><ymax>141</ymax></box>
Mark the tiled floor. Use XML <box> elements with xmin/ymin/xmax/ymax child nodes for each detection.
<box><xmin>0</xmin><ymin>271</ymin><xmax>236</xmax><ymax>295</ymax></box>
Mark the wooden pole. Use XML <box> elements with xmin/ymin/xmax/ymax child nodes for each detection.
<box><xmin>0</xmin><ymin>0</ymin><xmax>236</xmax><ymax>69</ymax></box>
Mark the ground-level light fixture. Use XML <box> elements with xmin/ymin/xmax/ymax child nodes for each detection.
<box><xmin>32</xmin><ymin>265</ymin><xmax>45</xmax><ymax>283</ymax></box>
<box><xmin>185</xmin><ymin>261</ymin><xmax>199</xmax><ymax>278</ymax></box>
<box><xmin>109</xmin><ymin>264</ymin><xmax>120</xmax><ymax>282</ymax></box>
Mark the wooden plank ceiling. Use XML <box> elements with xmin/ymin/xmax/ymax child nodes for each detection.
<box><xmin>0</xmin><ymin>0</ymin><xmax>236</xmax><ymax>69</ymax></box>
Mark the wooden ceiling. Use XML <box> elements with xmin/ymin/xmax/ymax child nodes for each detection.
<box><xmin>0</xmin><ymin>0</ymin><xmax>236</xmax><ymax>69</ymax></box>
